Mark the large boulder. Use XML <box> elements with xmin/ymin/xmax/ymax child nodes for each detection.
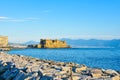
<box><xmin>90</xmin><ymin>69</ymin><xmax>103</xmax><ymax>78</ymax></box>
<box><xmin>112</xmin><ymin>75</ymin><xmax>120</xmax><ymax>80</ymax></box>
<box><xmin>13</xmin><ymin>71</ymin><xmax>27</xmax><ymax>80</ymax></box>
<box><xmin>75</xmin><ymin>65</ymin><xmax>87</xmax><ymax>73</ymax></box>
<box><xmin>1</xmin><ymin>68</ymin><xmax>19</xmax><ymax>80</ymax></box>
<box><xmin>0</xmin><ymin>66</ymin><xmax>8</xmax><ymax>75</ymax></box>
<box><xmin>105</xmin><ymin>69</ymin><xmax>119</xmax><ymax>75</ymax></box>
<box><xmin>40</xmin><ymin>76</ymin><xmax>53</xmax><ymax>80</ymax></box>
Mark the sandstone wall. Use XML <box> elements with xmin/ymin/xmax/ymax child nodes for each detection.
<box><xmin>0</xmin><ymin>36</ymin><xmax>8</xmax><ymax>47</ymax></box>
<box><xmin>40</xmin><ymin>39</ymin><xmax>69</xmax><ymax>48</ymax></box>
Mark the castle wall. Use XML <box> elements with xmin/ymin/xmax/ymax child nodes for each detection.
<box><xmin>40</xmin><ymin>39</ymin><xmax>69</xmax><ymax>48</ymax></box>
<box><xmin>0</xmin><ymin>36</ymin><xmax>8</xmax><ymax>47</ymax></box>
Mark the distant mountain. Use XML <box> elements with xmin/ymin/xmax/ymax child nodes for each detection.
<box><xmin>61</xmin><ymin>38</ymin><xmax>120</xmax><ymax>48</ymax></box>
<box><xmin>8</xmin><ymin>42</ymin><xmax>25</xmax><ymax>46</ymax></box>
<box><xmin>24</xmin><ymin>40</ymin><xmax>39</xmax><ymax>45</ymax></box>
<box><xmin>12</xmin><ymin>39</ymin><xmax>120</xmax><ymax>48</ymax></box>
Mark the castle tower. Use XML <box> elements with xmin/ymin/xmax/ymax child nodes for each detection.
<box><xmin>0</xmin><ymin>36</ymin><xmax>8</xmax><ymax>47</ymax></box>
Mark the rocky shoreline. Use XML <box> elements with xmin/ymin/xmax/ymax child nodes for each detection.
<box><xmin>0</xmin><ymin>52</ymin><xmax>120</xmax><ymax>80</ymax></box>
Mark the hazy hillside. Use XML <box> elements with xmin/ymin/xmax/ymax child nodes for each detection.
<box><xmin>9</xmin><ymin>41</ymin><xmax>39</xmax><ymax>46</ymax></box>
<box><xmin>24</xmin><ymin>41</ymin><xmax>39</xmax><ymax>45</ymax></box>
<box><xmin>61</xmin><ymin>38</ymin><xmax>120</xmax><ymax>48</ymax></box>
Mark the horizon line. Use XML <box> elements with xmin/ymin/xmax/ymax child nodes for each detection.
<box><xmin>8</xmin><ymin>38</ymin><xmax>120</xmax><ymax>43</ymax></box>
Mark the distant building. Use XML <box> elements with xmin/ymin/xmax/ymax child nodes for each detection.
<box><xmin>40</xmin><ymin>39</ymin><xmax>70</xmax><ymax>48</ymax></box>
<box><xmin>0</xmin><ymin>36</ymin><xmax>8</xmax><ymax>47</ymax></box>
<box><xmin>28</xmin><ymin>39</ymin><xmax>70</xmax><ymax>48</ymax></box>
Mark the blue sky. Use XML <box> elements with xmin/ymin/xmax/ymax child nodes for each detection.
<box><xmin>0</xmin><ymin>0</ymin><xmax>120</xmax><ymax>42</ymax></box>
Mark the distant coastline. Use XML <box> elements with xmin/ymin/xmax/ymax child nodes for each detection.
<box><xmin>17</xmin><ymin>39</ymin><xmax>120</xmax><ymax>48</ymax></box>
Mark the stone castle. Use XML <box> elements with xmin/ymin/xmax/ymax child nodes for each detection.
<box><xmin>0</xmin><ymin>36</ymin><xmax>8</xmax><ymax>47</ymax></box>
<box><xmin>28</xmin><ymin>39</ymin><xmax>70</xmax><ymax>48</ymax></box>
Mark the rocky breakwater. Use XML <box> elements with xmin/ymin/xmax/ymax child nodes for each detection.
<box><xmin>0</xmin><ymin>52</ymin><xmax>120</xmax><ymax>80</ymax></box>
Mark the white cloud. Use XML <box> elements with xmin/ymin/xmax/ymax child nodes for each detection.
<box><xmin>0</xmin><ymin>16</ymin><xmax>9</xmax><ymax>20</ymax></box>
<box><xmin>0</xmin><ymin>16</ymin><xmax>40</xmax><ymax>22</ymax></box>
<box><xmin>8</xmin><ymin>19</ymin><xmax>28</xmax><ymax>22</ymax></box>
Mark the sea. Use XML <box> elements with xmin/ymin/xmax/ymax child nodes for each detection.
<box><xmin>8</xmin><ymin>48</ymin><xmax>120</xmax><ymax>71</ymax></box>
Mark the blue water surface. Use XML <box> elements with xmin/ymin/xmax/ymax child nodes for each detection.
<box><xmin>8</xmin><ymin>48</ymin><xmax>120</xmax><ymax>71</ymax></box>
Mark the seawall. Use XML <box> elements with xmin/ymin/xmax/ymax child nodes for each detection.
<box><xmin>0</xmin><ymin>52</ymin><xmax>120</xmax><ymax>80</ymax></box>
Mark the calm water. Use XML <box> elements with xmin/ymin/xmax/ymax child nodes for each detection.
<box><xmin>8</xmin><ymin>48</ymin><xmax>120</xmax><ymax>71</ymax></box>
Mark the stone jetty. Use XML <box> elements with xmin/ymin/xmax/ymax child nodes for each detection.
<box><xmin>0</xmin><ymin>52</ymin><xmax>120</xmax><ymax>80</ymax></box>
